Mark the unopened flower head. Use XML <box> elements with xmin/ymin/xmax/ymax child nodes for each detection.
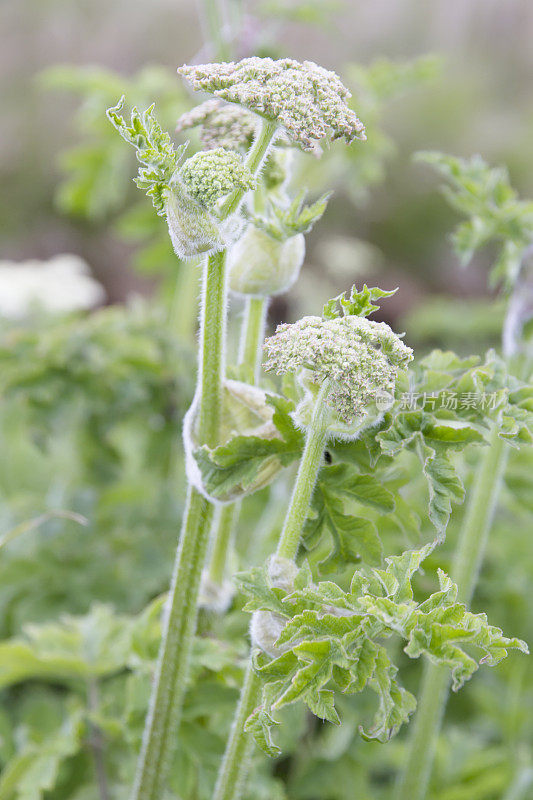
<box><xmin>264</xmin><ymin>315</ymin><xmax>413</xmax><ymax>423</ymax></box>
<box><xmin>179</xmin><ymin>148</ymin><xmax>256</xmax><ymax>207</ymax></box>
<box><xmin>178</xmin><ymin>57</ymin><xmax>365</xmax><ymax>153</ymax></box>
<box><xmin>176</xmin><ymin>99</ymin><xmax>257</xmax><ymax>151</ymax></box>
<box><xmin>250</xmin><ymin>556</ymin><xmax>298</xmax><ymax>657</ymax></box>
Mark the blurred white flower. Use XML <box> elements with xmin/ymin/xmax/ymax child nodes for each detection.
<box><xmin>0</xmin><ymin>254</ymin><xmax>106</xmax><ymax>319</ymax></box>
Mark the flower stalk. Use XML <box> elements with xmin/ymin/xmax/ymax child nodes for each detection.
<box><xmin>239</xmin><ymin>297</ymin><xmax>268</xmax><ymax>385</ymax></box>
<box><xmin>276</xmin><ymin>380</ymin><xmax>332</xmax><ymax>560</ymax></box>
<box><xmin>213</xmin><ymin>380</ymin><xmax>332</xmax><ymax>800</ymax></box>
<box><xmin>212</xmin><ymin>660</ymin><xmax>261</xmax><ymax>800</ymax></box>
<box><xmin>205</xmin><ymin>295</ymin><xmax>268</xmax><ymax>588</ymax></box>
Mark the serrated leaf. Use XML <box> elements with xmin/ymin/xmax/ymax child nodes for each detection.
<box><xmin>360</xmin><ymin>647</ymin><xmax>417</xmax><ymax>742</ymax></box>
<box><xmin>0</xmin><ymin>605</ymin><xmax>133</xmax><ymax>688</ymax></box>
<box><xmin>107</xmin><ymin>97</ymin><xmax>187</xmax><ymax>214</ymax></box>
<box><xmin>322</xmin><ymin>284</ymin><xmax>397</xmax><ymax>319</ymax></box>
<box><xmin>320</xmin><ymin>464</ymin><xmax>395</xmax><ymax>512</ymax></box>
<box><xmin>0</xmin><ymin>705</ymin><xmax>83</xmax><ymax>800</ymax></box>
<box><xmin>249</xmin><ymin>191</ymin><xmax>331</xmax><ymax>241</ymax></box>
<box><xmin>236</xmin><ymin>566</ymin><xmax>288</xmax><ymax>616</ymax></box>
<box><xmin>415</xmin><ymin>151</ymin><xmax>533</xmax><ymax>291</ymax></box>
<box><xmin>307</xmin><ymin>485</ymin><xmax>383</xmax><ymax>569</ymax></box>
<box><xmin>244</xmin><ymin>706</ymin><xmax>281</xmax><ymax>757</ymax></box>
<box><xmin>248</xmin><ymin>542</ymin><xmax>527</xmax><ymax>756</ymax></box>
<box><xmin>422</xmin><ymin>448</ymin><xmax>465</xmax><ymax>534</ymax></box>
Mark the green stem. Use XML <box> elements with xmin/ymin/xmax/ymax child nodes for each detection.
<box><xmin>206</xmin><ymin>295</ymin><xmax>268</xmax><ymax>584</ymax></box>
<box><xmin>87</xmin><ymin>679</ymin><xmax>110</xmax><ymax>800</ymax></box>
<box><xmin>132</xmin><ymin>251</ymin><xmax>227</xmax><ymax>800</ymax></box>
<box><xmin>213</xmin><ymin>660</ymin><xmax>261</xmax><ymax>800</ymax></box>
<box><xmin>239</xmin><ymin>297</ymin><xmax>268</xmax><ymax>385</ymax></box>
<box><xmin>132</xmin><ymin>487</ymin><xmax>214</xmax><ymax>800</ymax></box>
<box><xmin>395</xmin><ymin>424</ymin><xmax>508</xmax><ymax>800</ymax></box>
<box><xmin>199</xmin><ymin>250</ymin><xmax>227</xmax><ymax>448</ymax></box>
<box><xmin>277</xmin><ymin>381</ymin><xmax>332</xmax><ymax>560</ymax></box>
<box><xmin>219</xmin><ymin>120</ymin><xmax>278</xmax><ymax>219</ymax></box>
<box><xmin>209</xmin><ymin>501</ymin><xmax>241</xmax><ymax>584</ymax></box>
<box><xmin>213</xmin><ymin>382</ymin><xmax>332</xmax><ymax>800</ymax></box>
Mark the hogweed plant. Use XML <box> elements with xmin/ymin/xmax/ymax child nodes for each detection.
<box><xmin>104</xmin><ymin>60</ymin><xmax>532</xmax><ymax>800</ymax></box>
<box><xmin>108</xmin><ymin>56</ymin><xmax>365</xmax><ymax>800</ymax></box>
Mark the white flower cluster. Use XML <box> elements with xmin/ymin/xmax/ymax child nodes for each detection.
<box><xmin>0</xmin><ymin>255</ymin><xmax>105</xmax><ymax>320</ymax></box>
<box><xmin>176</xmin><ymin>99</ymin><xmax>257</xmax><ymax>151</ymax></box>
<box><xmin>179</xmin><ymin>147</ymin><xmax>256</xmax><ymax>207</ymax></box>
<box><xmin>178</xmin><ymin>57</ymin><xmax>366</xmax><ymax>153</ymax></box>
<box><xmin>264</xmin><ymin>315</ymin><xmax>413</xmax><ymax>423</ymax></box>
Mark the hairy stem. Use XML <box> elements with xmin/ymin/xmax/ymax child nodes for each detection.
<box><xmin>132</xmin><ymin>249</ymin><xmax>226</xmax><ymax>800</ymax></box>
<box><xmin>395</xmin><ymin>424</ymin><xmax>508</xmax><ymax>800</ymax></box>
<box><xmin>209</xmin><ymin>501</ymin><xmax>240</xmax><ymax>584</ymax></box>
<box><xmin>277</xmin><ymin>381</ymin><xmax>332</xmax><ymax>560</ymax></box>
<box><xmin>213</xmin><ymin>660</ymin><xmax>261</xmax><ymax>800</ymax></box>
<box><xmin>199</xmin><ymin>250</ymin><xmax>227</xmax><ymax>448</ymax></box>
<box><xmin>239</xmin><ymin>297</ymin><xmax>268</xmax><ymax>384</ymax></box>
<box><xmin>219</xmin><ymin>119</ymin><xmax>278</xmax><ymax>219</ymax></box>
<box><xmin>206</xmin><ymin>295</ymin><xmax>268</xmax><ymax>584</ymax></box>
<box><xmin>87</xmin><ymin>679</ymin><xmax>110</xmax><ymax>800</ymax></box>
<box><xmin>213</xmin><ymin>382</ymin><xmax>331</xmax><ymax>800</ymax></box>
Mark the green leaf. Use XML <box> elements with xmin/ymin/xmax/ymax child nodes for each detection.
<box><xmin>248</xmin><ymin>542</ymin><xmax>527</xmax><ymax>756</ymax></box>
<box><xmin>320</xmin><ymin>464</ymin><xmax>395</xmax><ymax>512</ymax></box>
<box><xmin>0</xmin><ymin>605</ymin><xmax>133</xmax><ymax>689</ymax></box>
<box><xmin>236</xmin><ymin>566</ymin><xmax>288</xmax><ymax>616</ymax></box>
<box><xmin>322</xmin><ymin>284</ymin><xmax>397</xmax><ymax>319</ymax></box>
<box><xmin>306</xmin><ymin>484</ymin><xmax>383</xmax><ymax>569</ymax></box>
<box><xmin>193</xmin><ymin>393</ymin><xmax>303</xmax><ymax>501</ymax></box>
<box><xmin>415</xmin><ymin>151</ymin><xmax>533</xmax><ymax>291</ymax></box>
<box><xmin>0</xmin><ymin>701</ymin><xmax>83</xmax><ymax>800</ymax></box>
<box><xmin>304</xmin><ymin>462</ymin><xmax>390</xmax><ymax>569</ymax></box>
<box><xmin>360</xmin><ymin>647</ymin><xmax>416</xmax><ymax>742</ymax></box>
<box><xmin>421</xmin><ymin>447</ymin><xmax>465</xmax><ymax>535</ymax></box>
<box><xmin>107</xmin><ymin>96</ymin><xmax>187</xmax><ymax>214</ymax></box>
<box><xmin>250</xmin><ymin>191</ymin><xmax>331</xmax><ymax>241</ymax></box>
<box><xmin>244</xmin><ymin>706</ymin><xmax>281</xmax><ymax>758</ymax></box>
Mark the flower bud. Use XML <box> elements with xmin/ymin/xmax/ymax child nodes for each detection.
<box><xmin>250</xmin><ymin>556</ymin><xmax>298</xmax><ymax>656</ymax></box>
<box><xmin>183</xmin><ymin>379</ymin><xmax>287</xmax><ymax>502</ymax></box>
<box><xmin>180</xmin><ymin>148</ymin><xmax>255</xmax><ymax>207</ymax></box>
<box><xmin>228</xmin><ymin>225</ymin><xmax>305</xmax><ymax>297</ymax></box>
<box><xmin>250</xmin><ymin>610</ymin><xmax>286</xmax><ymax>657</ymax></box>
<box><xmin>165</xmin><ymin>182</ymin><xmax>224</xmax><ymax>259</ymax></box>
<box><xmin>264</xmin><ymin>314</ymin><xmax>413</xmax><ymax>437</ymax></box>
<box><xmin>198</xmin><ymin>571</ymin><xmax>234</xmax><ymax>613</ymax></box>
<box><xmin>165</xmin><ymin>149</ymin><xmax>254</xmax><ymax>260</ymax></box>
